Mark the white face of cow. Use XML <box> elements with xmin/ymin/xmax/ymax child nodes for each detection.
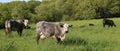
<box><xmin>23</xmin><ymin>19</ymin><xmax>29</xmax><ymax>27</ymax></box>
<box><xmin>61</xmin><ymin>23</ymin><xmax>72</xmax><ymax>34</ymax></box>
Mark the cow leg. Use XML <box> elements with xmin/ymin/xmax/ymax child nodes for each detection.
<box><xmin>55</xmin><ymin>35</ymin><xmax>61</xmax><ymax>44</ymax></box>
<box><xmin>36</xmin><ymin>34</ymin><xmax>40</xmax><ymax>44</ymax></box>
<box><xmin>108</xmin><ymin>24</ymin><xmax>111</xmax><ymax>27</ymax></box>
<box><xmin>111</xmin><ymin>24</ymin><xmax>113</xmax><ymax>27</ymax></box>
<box><xmin>60</xmin><ymin>34</ymin><xmax>66</xmax><ymax>41</ymax></box>
<box><xmin>5</xmin><ymin>28</ymin><xmax>9</xmax><ymax>35</ymax></box>
<box><xmin>17</xmin><ymin>30</ymin><xmax>22</xmax><ymax>36</ymax></box>
<box><xmin>5</xmin><ymin>28</ymin><xmax>11</xmax><ymax>35</ymax></box>
<box><xmin>19</xmin><ymin>30</ymin><xmax>22</xmax><ymax>36</ymax></box>
<box><xmin>103</xmin><ymin>24</ymin><xmax>105</xmax><ymax>27</ymax></box>
<box><xmin>17</xmin><ymin>31</ymin><xmax>20</xmax><ymax>36</ymax></box>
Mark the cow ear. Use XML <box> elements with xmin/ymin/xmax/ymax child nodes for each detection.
<box><xmin>69</xmin><ymin>24</ymin><xmax>72</xmax><ymax>27</ymax></box>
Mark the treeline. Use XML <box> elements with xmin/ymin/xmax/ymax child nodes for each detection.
<box><xmin>0</xmin><ymin>0</ymin><xmax>120</xmax><ymax>28</ymax></box>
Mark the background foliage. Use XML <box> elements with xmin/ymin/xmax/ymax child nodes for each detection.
<box><xmin>0</xmin><ymin>0</ymin><xmax>120</xmax><ymax>28</ymax></box>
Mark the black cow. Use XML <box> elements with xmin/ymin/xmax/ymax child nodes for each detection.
<box><xmin>5</xmin><ymin>19</ymin><xmax>28</xmax><ymax>36</ymax></box>
<box><xmin>103</xmin><ymin>18</ymin><xmax>116</xmax><ymax>27</ymax></box>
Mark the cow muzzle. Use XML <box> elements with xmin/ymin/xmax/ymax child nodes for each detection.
<box><xmin>65</xmin><ymin>31</ymin><xmax>68</xmax><ymax>33</ymax></box>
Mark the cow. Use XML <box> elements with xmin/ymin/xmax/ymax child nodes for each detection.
<box><xmin>5</xmin><ymin>19</ymin><xmax>29</xmax><ymax>36</ymax></box>
<box><xmin>36</xmin><ymin>21</ymin><xmax>72</xmax><ymax>44</ymax></box>
<box><xmin>103</xmin><ymin>18</ymin><xmax>116</xmax><ymax>27</ymax></box>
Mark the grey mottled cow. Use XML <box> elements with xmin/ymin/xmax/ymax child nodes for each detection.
<box><xmin>36</xmin><ymin>21</ymin><xmax>72</xmax><ymax>44</ymax></box>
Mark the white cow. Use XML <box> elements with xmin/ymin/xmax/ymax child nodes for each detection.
<box><xmin>36</xmin><ymin>21</ymin><xmax>72</xmax><ymax>44</ymax></box>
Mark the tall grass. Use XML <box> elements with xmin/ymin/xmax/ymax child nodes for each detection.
<box><xmin>0</xmin><ymin>18</ymin><xmax>120</xmax><ymax>51</ymax></box>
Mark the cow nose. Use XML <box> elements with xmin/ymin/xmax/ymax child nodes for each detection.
<box><xmin>66</xmin><ymin>31</ymin><xmax>68</xmax><ymax>33</ymax></box>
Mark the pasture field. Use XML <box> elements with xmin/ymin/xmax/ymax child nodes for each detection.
<box><xmin>0</xmin><ymin>18</ymin><xmax>120</xmax><ymax>51</ymax></box>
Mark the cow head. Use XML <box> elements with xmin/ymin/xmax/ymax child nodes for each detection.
<box><xmin>23</xmin><ymin>19</ymin><xmax>29</xmax><ymax>27</ymax></box>
<box><xmin>60</xmin><ymin>23</ymin><xmax>72</xmax><ymax>34</ymax></box>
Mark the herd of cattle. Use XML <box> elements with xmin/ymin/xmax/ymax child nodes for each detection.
<box><xmin>4</xmin><ymin>18</ymin><xmax>116</xmax><ymax>44</ymax></box>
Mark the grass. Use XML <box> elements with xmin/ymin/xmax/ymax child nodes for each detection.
<box><xmin>0</xmin><ymin>18</ymin><xmax>120</xmax><ymax>51</ymax></box>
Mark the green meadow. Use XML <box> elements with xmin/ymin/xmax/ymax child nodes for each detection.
<box><xmin>0</xmin><ymin>18</ymin><xmax>120</xmax><ymax>51</ymax></box>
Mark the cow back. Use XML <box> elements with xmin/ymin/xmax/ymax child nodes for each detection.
<box><xmin>36</xmin><ymin>21</ymin><xmax>62</xmax><ymax>37</ymax></box>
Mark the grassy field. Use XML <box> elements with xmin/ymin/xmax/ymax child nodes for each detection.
<box><xmin>0</xmin><ymin>18</ymin><xmax>120</xmax><ymax>51</ymax></box>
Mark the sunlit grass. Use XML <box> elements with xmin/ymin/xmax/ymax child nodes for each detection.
<box><xmin>0</xmin><ymin>18</ymin><xmax>120</xmax><ymax>51</ymax></box>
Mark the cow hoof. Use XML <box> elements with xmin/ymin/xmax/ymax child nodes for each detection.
<box><xmin>57</xmin><ymin>41</ymin><xmax>62</xmax><ymax>44</ymax></box>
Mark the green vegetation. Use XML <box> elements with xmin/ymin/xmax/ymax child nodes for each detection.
<box><xmin>0</xmin><ymin>18</ymin><xmax>120</xmax><ymax>51</ymax></box>
<box><xmin>0</xmin><ymin>0</ymin><xmax>120</xmax><ymax>28</ymax></box>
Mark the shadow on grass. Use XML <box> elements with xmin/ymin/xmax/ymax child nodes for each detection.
<box><xmin>61</xmin><ymin>38</ymin><xmax>88</xmax><ymax>46</ymax></box>
<box><xmin>25</xmin><ymin>27</ymin><xmax>35</xmax><ymax>30</ymax></box>
<box><xmin>79</xmin><ymin>25</ymin><xmax>86</xmax><ymax>28</ymax></box>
